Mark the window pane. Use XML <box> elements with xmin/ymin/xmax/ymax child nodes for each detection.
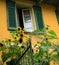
<box><xmin>22</xmin><ymin>9</ymin><xmax>33</xmax><ymax>32</ymax></box>
<box><xmin>24</xmin><ymin>16</ymin><xmax>31</xmax><ymax>22</ymax></box>
<box><xmin>23</xmin><ymin>10</ymin><xmax>30</xmax><ymax>15</ymax></box>
<box><xmin>24</xmin><ymin>20</ymin><xmax>32</xmax><ymax>28</ymax></box>
<box><xmin>25</xmin><ymin>28</ymin><xmax>33</xmax><ymax>32</ymax></box>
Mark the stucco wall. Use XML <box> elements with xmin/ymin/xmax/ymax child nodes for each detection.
<box><xmin>41</xmin><ymin>4</ymin><xmax>59</xmax><ymax>37</ymax></box>
<box><xmin>0</xmin><ymin>0</ymin><xmax>10</xmax><ymax>40</ymax></box>
<box><xmin>0</xmin><ymin>0</ymin><xmax>59</xmax><ymax>65</ymax></box>
<box><xmin>0</xmin><ymin>0</ymin><xmax>59</xmax><ymax>40</ymax></box>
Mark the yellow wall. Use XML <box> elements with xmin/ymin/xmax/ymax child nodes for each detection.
<box><xmin>0</xmin><ymin>0</ymin><xmax>59</xmax><ymax>40</ymax></box>
<box><xmin>0</xmin><ymin>0</ymin><xmax>35</xmax><ymax>40</ymax></box>
<box><xmin>0</xmin><ymin>0</ymin><xmax>10</xmax><ymax>40</ymax></box>
<box><xmin>0</xmin><ymin>0</ymin><xmax>59</xmax><ymax>65</ymax></box>
<box><xmin>41</xmin><ymin>4</ymin><xmax>59</xmax><ymax>37</ymax></box>
<box><xmin>15</xmin><ymin>0</ymin><xmax>59</xmax><ymax>37</ymax></box>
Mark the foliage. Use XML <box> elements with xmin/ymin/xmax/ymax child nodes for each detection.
<box><xmin>0</xmin><ymin>26</ymin><xmax>59</xmax><ymax>65</ymax></box>
<box><xmin>33</xmin><ymin>25</ymin><xmax>59</xmax><ymax>65</ymax></box>
<box><xmin>0</xmin><ymin>27</ymin><xmax>25</xmax><ymax>65</ymax></box>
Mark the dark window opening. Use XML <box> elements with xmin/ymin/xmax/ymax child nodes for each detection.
<box><xmin>17</xmin><ymin>8</ymin><xmax>24</xmax><ymax>29</ymax></box>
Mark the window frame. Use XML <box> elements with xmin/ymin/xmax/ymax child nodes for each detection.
<box><xmin>22</xmin><ymin>8</ymin><xmax>34</xmax><ymax>32</ymax></box>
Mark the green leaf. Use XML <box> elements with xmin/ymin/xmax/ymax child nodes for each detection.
<box><xmin>10</xmin><ymin>31</ymin><xmax>18</xmax><ymax>37</ymax></box>
<box><xmin>48</xmin><ymin>30</ymin><xmax>57</xmax><ymax>36</ymax></box>
<box><xmin>52</xmin><ymin>54</ymin><xmax>59</xmax><ymax>63</ymax></box>
<box><xmin>0</xmin><ymin>48</ymin><xmax>3</xmax><ymax>51</ymax></box>
<box><xmin>41</xmin><ymin>28</ymin><xmax>46</xmax><ymax>32</ymax></box>
<box><xmin>46</xmin><ymin>25</ymin><xmax>50</xmax><ymax>27</ymax></box>
<box><xmin>48</xmin><ymin>35</ymin><xmax>57</xmax><ymax>39</ymax></box>
<box><xmin>33</xmin><ymin>53</ymin><xmax>40</xmax><ymax>61</ymax></box>
<box><xmin>2</xmin><ymin>53</ymin><xmax>12</xmax><ymax>62</ymax></box>
<box><xmin>52</xmin><ymin>44</ymin><xmax>59</xmax><ymax>52</ymax></box>
<box><xmin>33</xmin><ymin>29</ymin><xmax>40</xmax><ymax>33</ymax></box>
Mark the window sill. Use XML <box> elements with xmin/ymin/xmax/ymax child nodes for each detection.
<box><xmin>24</xmin><ymin>31</ymin><xmax>46</xmax><ymax>35</ymax></box>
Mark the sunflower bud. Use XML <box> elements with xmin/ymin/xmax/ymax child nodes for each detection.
<box><xmin>0</xmin><ymin>43</ymin><xmax>3</xmax><ymax>47</ymax></box>
<box><xmin>8</xmin><ymin>38</ymin><xmax>11</xmax><ymax>42</ymax></box>
<box><xmin>21</xmin><ymin>46</ymin><xmax>25</xmax><ymax>48</ymax></box>
<box><xmin>46</xmin><ymin>38</ymin><xmax>48</xmax><ymax>40</ymax></box>
<box><xmin>14</xmin><ymin>36</ymin><xmax>17</xmax><ymax>40</ymax></box>
<box><xmin>18</xmin><ymin>27</ymin><xmax>22</xmax><ymax>31</ymax></box>
<box><xmin>20</xmin><ymin>34</ymin><xmax>23</xmax><ymax>38</ymax></box>
<box><xmin>19</xmin><ymin>38</ymin><xmax>23</xmax><ymax>43</ymax></box>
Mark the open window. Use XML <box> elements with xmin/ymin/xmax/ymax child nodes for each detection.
<box><xmin>17</xmin><ymin>8</ymin><xmax>33</xmax><ymax>32</ymax></box>
<box><xmin>6</xmin><ymin>1</ymin><xmax>44</xmax><ymax>33</ymax></box>
<box><xmin>6</xmin><ymin>0</ymin><xmax>34</xmax><ymax>32</ymax></box>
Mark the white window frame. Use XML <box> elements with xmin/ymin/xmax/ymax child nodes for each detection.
<box><xmin>22</xmin><ymin>8</ymin><xmax>34</xmax><ymax>32</ymax></box>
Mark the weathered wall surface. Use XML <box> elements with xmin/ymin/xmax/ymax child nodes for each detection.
<box><xmin>0</xmin><ymin>0</ymin><xmax>10</xmax><ymax>40</ymax></box>
<box><xmin>0</xmin><ymin>0</ymin><xmax>59</xmax><ymax>40</ymax></box>
<box><xmin>0</xmin><ymin>0</ymin><xmax>59</xmax><ymax>65</ymax></box>
<box><xmin>41</xmin><ymin>4</ymin><xmax>59</xmax><ymax>37</ymax></box>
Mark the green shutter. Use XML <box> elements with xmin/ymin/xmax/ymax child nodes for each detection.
<box><xmin>6</xmin><ymin>0</ymin><xmax>17</xmax><ymax>30</ymax></box>
<box><xmin>33</xmin><ymin>6</ymin><xmax>44</xmax><ymax>30</ymax></box>
<box><xmin>55</xmin><ymin>9</ymin><xmax>59</xmax><ymax>24</ymax></box>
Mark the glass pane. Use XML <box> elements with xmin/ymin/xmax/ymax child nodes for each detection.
<box><xmin>24</xmin><ymin>20</ymin><xmax>32</xmax><ymax>28</ymax></box>
<box><xmin>23</xmin><ymin>10</ymin><xmax>30</xmax><ymax>15</ymax></box>
<box><xmin>23</xmin><ymin>9</ymin><xmax>33</xmax><ymax>32</ymax></box>
<box><xmin>24</xmin><ymin>16</ymin><xmax>31</xmax><ymax>22</ymax></box>
<box><xmin>25</xmin><ymin>28</ymin><xmax>33</xmax><ymax>32</ymax></box>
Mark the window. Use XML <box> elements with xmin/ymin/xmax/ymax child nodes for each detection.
<box><xmin>6</xmin><ymin>0</ymin><xmax>34</xmax><ymax>32</ymax></box>
<box><xmin>6</xmin><ymin>1</ymin><xmax>44</xmax><ymax>33</ymax></box>
<box><xmin>17</xmin><ymin>8</ymin><xmax>34</xmax><ymax>32</ymax></box>
<box><xmin>22</xmin><ymin>9</ymin><xmax>33</xmax><ymax>32</ymax></box>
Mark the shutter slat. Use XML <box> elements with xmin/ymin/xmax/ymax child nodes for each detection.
<box><xmin>55</xmin><ymin>9</ymin><xmax>59</xmax><ymax>24</ymax></box>
<box><xmin>6</xmin><ymin>0</ymin><xmax>17</xmax><ymax>30</ymax></box>
<box><xmin>33</xmin><ymin>6</ymin><xmax>44</xmax><ymax>30</ymax></box>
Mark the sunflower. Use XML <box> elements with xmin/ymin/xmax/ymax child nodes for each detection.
<box><xmin>46</xmin><ymin>27</ymin><xmax>49</xmax><ymax>30</ymax></box>
<box><xmin>46</xmin><ymin>38</ymin><xmax>48</xmax><ymax>40</ymax></box>
<box><xmin>8</xmin><ymin>38</ymin><xmax>12</xmax><ymax>42</ymax></box>
<box><xmin>20</xmin><ymin>33</ymin><xmax>24</xmax><ymax>38</ymax></box>
<box><xmin>19</xmin><ymin>30</ymin><xmax>24</xmax><ymax>34</ymax></box>
<box><xmin>16</xmin><ymin>33</ymin><xmax>19</xmax><ymax>37</ymax></box>
<box><xmin>14</xmin><ymin>36</ymin><xmax>18</xmax><ymax>40</ymax></box>
<box><xmin>18</xmin><ymin>27</ymin><xmax>22</xmax><ymax>31</ymax></box>
<box><xmin>21</xmin><ymin>46</ymin><xmax>25</xmax><ymax>49</ymax></box>
<box><xmin>19</xmin><ymin>38</ymin><xmax>23</xmax><ymax>43</ymax></box>
<box><xmin>0</xmin><ymin>43</ymin><xmax>3</xmax><ymax>47</ymax></box>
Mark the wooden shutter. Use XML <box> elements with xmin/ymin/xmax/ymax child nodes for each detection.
<box><xmin>6</xmin><ymin>0</ymin><xmax>17</xmax><ymax>30</ymax></box>
<box><xmin>33</xmin><ymin>6</ymin><xmax>44</xmax><ymax>30</ymax></box>
<box><xmin>55</xmin><ymin>9</ymin><xmax>59</xmax><ymax>24</ymax></box>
